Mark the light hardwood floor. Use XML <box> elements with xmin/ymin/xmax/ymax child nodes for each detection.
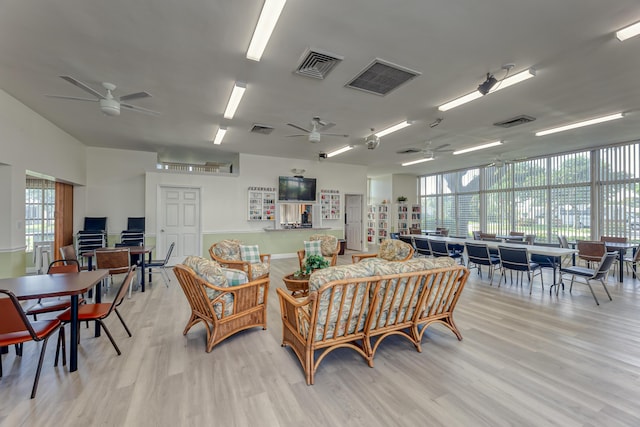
<box><xmin>1</xmin><ymin>254</ymin><xmax>640</xmax><ymax>426</ymax></box>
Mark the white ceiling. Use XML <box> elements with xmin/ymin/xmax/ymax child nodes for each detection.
<box><xmin>2</xmin><ymin>0</ymin><xmax>640</xmax><ymax>176</ymax></box>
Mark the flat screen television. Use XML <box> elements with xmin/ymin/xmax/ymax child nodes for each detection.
<box><xmin>278</xmin><ymin>176</ymin><xmax>317</xmax><ymax>203</ymax></box>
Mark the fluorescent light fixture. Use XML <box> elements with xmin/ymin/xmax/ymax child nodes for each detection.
<box><xmin>213</xmin><ymin>126</ymin><xmax>227</xmax><ymax>145</ymax></box>
<box><xmin>246</xmin><ymin>0</ymin><xmax>287</xmax><ymax>61</ymax></box>
<box><xmin>223</xmin><ymin>82</ymin><xmax>246</xmax><ymax>119</ymax></box>
<box><xmin>616</xmin><ymin>21</ymin><xmax>640</xmax><ymax>41</ymax></box>
<box><xmin>402</xmin><ymin>157</ymin><xmax>434</xmax><ymax>166</ymax></box>
<box><xmin>453</xmin><ymin>141</ymin><xmax>502</xmax><ymax>155</ymax></box>
<box><xmin>326</xmin><ymin>145</ymin><xmax>354</xmax><ymax>157</ymax></box>
<box><xmin>375</xmin><ymin>121</ymin><xmax>412</xmax><ymax>138</ymax></box>
<box><xmin>535</xmin><ymin>113</ymin><xmax>624</xmax><ymax>137</ymax></box>
<box><xmin>438</xmin><ymin>68</ymin><xmax>536</xmax><ymax>112</ymax></box>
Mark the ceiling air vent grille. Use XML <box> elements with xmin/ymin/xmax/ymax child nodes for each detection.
<box><xmin>294</xmin><ymin>48</ymin><xmax>344</xmax><ymax>80</ymax></box>
<box><xmin>346</xmin><ymin>59</ymin><xmax>421</xmax><ymax>96</ymax></box>
<box><xmin>494</xmin><ymin>115</ymin><xmax>536</xmax><ymax>128</ymax></box>
<box><xmin>250</xmin><ymin>124</ymin><xmax>274</xmax><ymax>135</ymax></box>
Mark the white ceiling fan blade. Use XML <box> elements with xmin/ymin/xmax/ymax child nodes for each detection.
<box><xmin>433</xmin><ymin>143</ymin><xmax>451</xmax><ymax>151</ymax></box>
<box><xmin>317</xmin><ymin>122</ymin><xmax>335</xmax><ymax>131</ymax></box>
<box><xmin>319</xmin><ymin>132</ymin><xmax>349</xmax><ymax>138</ymax></box>
<box><xmin>45</xmin><ymin>95</ymin><xmax>99</xmax><ymax>102</ymax></box>
<box><xmin>286</xmin><ymin>134</ymin><xmax>306</xmax><ymax>137</ymax></box>
<box><xmin>59</xmin><ymin>75</ymin><xmax>105</xmax><ymax>99</ymax></box>
<box><xmin>119</xmin><ymin>91</ymin><xmax>151</xmax><ymax>102</ymax></box>
<box><xmin>120</xmin><ymin>103</ymin><xmax>160</xmax><ymax>116</ymax></box>
<box><xmin>287</xmin><ymin>123</ymin><xmax>312</xmax><ymax>133</ymax></box>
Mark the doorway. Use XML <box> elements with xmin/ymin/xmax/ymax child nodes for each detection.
<box><xmin>345</xmin><ymin>194</ymin><xmax>363</xmax><ymax>251</ymax></box>
<box><xmin>158</xmin><ymin>186</ymin><xmax>201</xmax><ymax>264</ymax></box>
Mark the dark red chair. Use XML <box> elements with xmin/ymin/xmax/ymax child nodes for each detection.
<box><xmin>0</xmin><ymin>290</ymin><xmax>61</xmax><ymax>398</ymax></box>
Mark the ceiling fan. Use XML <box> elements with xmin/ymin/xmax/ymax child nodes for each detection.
<box><xmin>396</xmin><ymin>141</ymin><xmax>453</xmax><ymax>158</ymax></box>
<box><xmin>46</xmin><ymin>75</ymin><xmax>160</xmax><ymax>116</ymax></box>
<box><xmin>286</xmin><ymin>117</ymin><xmax>348</xmax><ymax>143</ymax></box>
<box><xmin>487</xmin><ymin>155</ymin><xmax>515</xmax><ymax>167</ymax></box>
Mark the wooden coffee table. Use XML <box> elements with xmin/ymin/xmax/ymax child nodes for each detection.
<box><xmin>283</xmin><ymin>273</ymin><xmax>310</xmax><ymax>297</ymax></box>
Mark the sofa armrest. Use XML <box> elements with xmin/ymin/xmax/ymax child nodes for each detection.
<box><xmin>203</xmin><ymin>276</ymin><xmax>270</xmax><ymax>317</ymax></box>
<box><xmin>259</xmin><ymin>253</ymin><xmax>271</xmax><ymax>264</ymax></box>
<box><xmin>277</xmin><ymin>288</ymin><xmax>315</xmax><ymax>342</ymax></box>
<box><xmin>352</xmin><ymin>253</ymin><xmax>378</xmax><ymax>263</ymax></box>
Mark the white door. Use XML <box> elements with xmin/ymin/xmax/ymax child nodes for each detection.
<box><xmin>158</xmin><ymin>186</ymin><xmax>201</xmax><ymax>265</ymax></box>
<box><xmin>345</xmin><ymin>194</ymin><xmax>363</xmax><ymax>251</ymax></box>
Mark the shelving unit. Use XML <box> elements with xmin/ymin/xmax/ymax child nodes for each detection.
<box><xmin>395</xmin><ymin>203</ymin><xmax>410</xmax><ymax>235</ymax></box>
<box><xmin>367</xmin><ymin>205</ymin><xmax>376</xmax><ymax>243</ymax></box>
<box><xmin>376</xmin><ymin>204</ymin><xmax>390</xmax><ymax>244</ymax></box>
<box><xmin>320</xmin><ymin>189</ymin><xmax>341</xmax><ymax>220</ymax></box>
<box><xmin>248</xmin><ymin>186</ymin><xmax>276</xmax><ymax>221</ymax></box>
<box><xmin>410</xmin><ymin>204</ymin><xmax>422</xmax><ymax>231</ymax></box>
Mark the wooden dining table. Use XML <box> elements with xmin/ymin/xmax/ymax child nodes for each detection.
<box><xmin>0</xmin><ymin>270</ymin><xmax>108</xmax><ymax>372</ymax></box>
<box><xmin>82</xmin><ymin>245</ymin><xmax>155</xmax><ymax>292</ymax></box>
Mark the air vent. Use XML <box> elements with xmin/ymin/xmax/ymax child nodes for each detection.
<box><xmin>494</xmin><ymin>115</ymin><xmax>536</xmax><ymax>128</ymax></box>
<box><xmin>346</xmin><ymin>59</ymin><xmax>421</xmax><ymax>96</ymax></box>
<box><xmin>294</xmin><ymin>48</ymin><xmax>343</xmax><ymax>80</ymax></box>
<box><xmin>250</xmin><ymin>124</ymin><xmax>274</xmax><ymax>135</ymax></box>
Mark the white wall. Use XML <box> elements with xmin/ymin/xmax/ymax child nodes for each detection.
<box><xmin>146</xmin><ymin>153</ymin><xmax>367</xmax><ymax>235</ymax></box>
<box><xmin>369</xmin><ymin>175</ymin><xmax>392</xmax><ymax>205</ymax></box>
<box><xmin>392</xmin><ymin>174</ymin><xmax>418</xmax><ymax>204</ymax></box>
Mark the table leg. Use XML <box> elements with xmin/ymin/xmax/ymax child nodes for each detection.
<box><xmin>0</xmin><ymin>346</ymin><xmax>7</xmax><ymax>354</ymax></box>
<box><xmin>70</xmin><ymin>295</ymin><xmax>79</xmax><ymax>372</ymax></box>
<box><xmin>94</xmin><ymin>280</ymin><xmax>102</xmax><ymax>337</ymax></box>
<box><xmin>140</xmin><ymin>255</ymin><xmax>146</xmax><ymax>292</ymax></box>
<box><xmin>633</xmin><ymin>247</ymin><xmax>637</xmax><ymax>279</ymax></box>
<box><xmin>148</xmin><ymin>251</ymin><xmax>152</xmax><ymax>284</ymax></box>
<box><xmin>618</xmin><ymin>249</ymin><xmax>624</xmax><ymax>283</ymax></box>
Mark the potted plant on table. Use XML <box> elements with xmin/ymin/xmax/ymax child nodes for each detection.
<box><xmin>293</xmin><ymin>254</ymin><xmax>330</xmax><ymax>279</ymax></box>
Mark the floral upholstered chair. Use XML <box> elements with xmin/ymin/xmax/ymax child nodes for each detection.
<box><xmin>297</xmin><ymin>234</ymin><xmax>340</xmax><ymax>270</ymax></box>
<box><xmin>351</xmin><ymin>239</ymin><xmax>414</xmax><ymax>263</ymax></box>
<box><xmin>209</xmin><ymin>239</ymin><xmax>271</xmax><ymax>281</ymax></box>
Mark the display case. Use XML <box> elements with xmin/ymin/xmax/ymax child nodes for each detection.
<box><xmin>320</xmin><ymin>189</ymin><xmax>341</xmax><ymax>220</ymax></box>
<box><xmin>248</xmin><ymin>187</ymin><xmax>276</xmax><ymax>221</ymax></box>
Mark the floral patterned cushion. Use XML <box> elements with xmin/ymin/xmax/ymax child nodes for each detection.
<box><xmin>213</xmin><ymin>239</ymin><xmax>242</xmax><ymax>261</ymax></box>
<box><xmin>369</xmin><ymin>257</ymin><xmax>456</xmax><ymax>328</ymax></box>
<box><xmin>377</xmin><ymin>239</ymin><xmax>412</xmax><ymax>261</ymax></box>
<box><xmin>310</xmin><ymin>234</ymin><xmax>339</xmax><ymax>256</ymax></box>
<box><xmin>183</xmin><ymin>255</ymin><xmax>234</xmax><ymax>318</ymax></box>
<box><xmin>250</xmin><ymin>262</ymin><xmax>270</xmax><ymax>279</ymax></box>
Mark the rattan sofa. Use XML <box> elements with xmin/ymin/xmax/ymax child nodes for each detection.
<box><xmin>277</xmin><ymin>257</ymin><xmax>469</xmax><ymax>385</ymax></box>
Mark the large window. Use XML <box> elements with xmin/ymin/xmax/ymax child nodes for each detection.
<box><xmin>418</xmin><ymin>142</ymin><xmax>640</xmax><ymax>243</ymax></box>
<box><xmin>25</xmin><ymin>178</ymin><xmax>55</xmax><ymax>252</ymax></box>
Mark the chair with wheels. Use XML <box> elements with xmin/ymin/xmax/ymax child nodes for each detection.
<box><xmin>0</xmin><ymin>290</ymin><xmax>62</xmax><ymax>398</ymax></box>
<box><xmin>560</xmin><ymin>252</ymin><xmax>616</xmax><ymax>305</ymax></box>
<box><xmin>497</xmin><ymin>246</ymin><xmax>543</xmax><ymax>294</ymax></box>
<box><xmin>146</xmin><ymin>242</ymin><xmax>175</xmax><ymax>287</ymax></box>
<box><xmin>55</xmin><ymin>266</ymin><xmax>137</xmax><ymax>365</ymax></box>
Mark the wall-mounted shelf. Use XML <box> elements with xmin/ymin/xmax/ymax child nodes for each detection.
<box><xmin>320</xmin><ymin>189</ymin><xmax>341</xmax><ymax>220</ymax></box>
<box><xmin>248</xmin><ymin>186</ymin><xmax>276</xmax><ymax>221</ymax></box>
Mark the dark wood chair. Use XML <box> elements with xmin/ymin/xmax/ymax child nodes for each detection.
<box><xmin>576</xmin><ymin>240</ymin><xmax>606</xmax><ymax>268</ymax></box>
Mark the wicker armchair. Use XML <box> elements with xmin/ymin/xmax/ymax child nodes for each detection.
<box><xmin>352</xmin><ymin>239</ymin><xmax>414</xmax><ymax>263</ymax></box>
<box><xmin>174</xmin><ymin>259</ymin><xmax>269</xmax><ymax>352</ymax></box>
<box><xmin>209</xmin><ymin>239</ymin><xmax>271</xmax><ymax>281</ymax></box>
<box><xmin>297</xmin><ymin>234</ymin><xmax>339</xmax><ymax>270</ymax></box>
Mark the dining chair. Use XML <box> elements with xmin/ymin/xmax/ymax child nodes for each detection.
<box><xmin>509</xmin><ymin>231</ymin><xmax>525</xmax><ymax>237</ymax></box>
<box><xmin>55</xmin><ymin>266</ymin><xmax>136</xmax><ymax>365</ymax></box>
<box><xmin>146</xmin><ymin>242</ymin><xmax>175</xmax><ymax>287</ymax></box>
<box><xmin>560</xmin><ymin>252</ymin><xmax>616</xmax><ymax>305</ymax></box>
<box><xmin>622</xmin><ymin>246</ymin><xmax>640</xmax><ymax>276</ymax></box>
<box><xmin>0</xmin><ymin>290</ymin><xmax>62</xmax><ymax>398</ymax></box>
<box><xmin>95</xmin><ymin>247</ymin><xmax>131</xmax><ymax>296</ymax></box>
<box><xmin>465</xmin><ymin>242</ymin><xmax>500</xmax><ymax>284</ymax></box>
<box><xmin>25</xmin><ymin>259</ymin><xmax>83</xmax><ymax>320</ymax></box>
<box><xmin>59</xmin><ymin>244</ymin><xmax>88</xmax><ymax>270</ymax></box>
<box><xmin>435</xmin><ymin>227</ymin><xmax>449</xmax><ymax>237</ymax></box>
<box><xmin>428</xmin><ymin>239</ymin><xmax>463</xmax><ymax>264</ymax></box>
<box><xmin>576</xmin><ymin>240</ymin><xmax>605</xmax><ymax>268</ymax></box>
<box><xmin>413</xmin><ymin>237</ymin><xmax>431</xmax><ymax>257</ymax></box>
<box><xmin>497</xmin><ymin>246</ymin><xmax>543</xmax><ymax>294</ymax></box>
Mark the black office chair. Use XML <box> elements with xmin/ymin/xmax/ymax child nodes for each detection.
<box><xmin>560</xmin><ymin>252</ymin><xmax>616</xmax><ymax>305</ymax></box>
<box><xmin>465</xmin><ymin>242</ymin><xmax>500</xmax><ymax>284</ymax></box>
<box><xmin>497</xmin><ymin>246</ymin><xmax>543</xmax><ymax>294</ymax></box>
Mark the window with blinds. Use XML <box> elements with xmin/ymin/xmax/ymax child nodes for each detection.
<box><xmin>25</xmin><ymin>178</ymin><xmax>55</xmax><ymax>252</ymax></box>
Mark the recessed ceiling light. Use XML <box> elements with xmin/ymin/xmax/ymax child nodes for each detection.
<box><xmin>452</xmin><ymin>141</ymin><xmax>502</xmax><ymax>155</ymax></box>
<box><xmin>223</xmin><ymin>82</ymin><xmax>246</xmax><ymax>119</ymax></box>
<box><xmin>375</xmin><ymin>121</ymin><xmax>412</xmax><ymax>138</ymax></box>
<box><xmin>616</xmin><ymin>21</ymin><xmax>640</xmax><ymax>41</ymax></box>
<box><xmin>402</xmin><ymin>157</ymin><xmax>434</xmax><ymax>166</ymax></box>
<box><xmin>246</xmin><ymin>0</ymin><xmax>287</xmax><ymax>61</ymax></box>
<box><xmin>213</xmin><ymin>126</ymin><xmax>227</xmax><ymax>145</ymax></box>
<box><xmin>535</xmin><ymin>113</ymin><xmax>624</xmax><ymax>137</ymax></box>
<box><xmin>326</xmin><ymin>145</ymin><xmax>354</xmax><ymax>157</ymax></box>
<box><xmin>438</xmin><ymin>68</ymin><xmax>536</xmax><ymax>112</ymax></box>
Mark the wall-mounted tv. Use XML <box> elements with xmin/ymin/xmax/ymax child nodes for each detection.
<box><xmin>278</xmin><ymin>176</ymin><xmax>317</xmax><ymax>203</ymax></box>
